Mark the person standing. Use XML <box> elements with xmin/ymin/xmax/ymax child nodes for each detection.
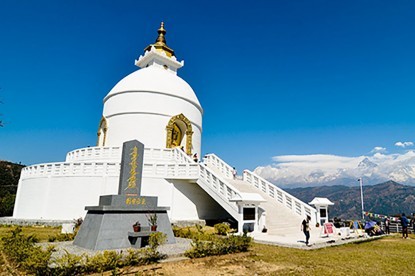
<box><xmin>384</xmin><ymin>217</ymin><xmax>390</xmax><ymax>234</ymax></box>
<box><xmin>232</xmin><ymin>167</ymin><xmax>237</xmax><ymax>179</ymax></box>
<box><xmin>401</xmin><ymin>213</ymin><xmax>409</xmax><ymax>239</ymax></box>
<box><xmin>301</xmin><ymin>215</ymin><xmax>311</xmax><ymax>246</ymax></box>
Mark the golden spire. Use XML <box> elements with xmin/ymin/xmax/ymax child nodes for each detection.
<box><xmin>144</xmin><ymin>22</ymin><xmax>175</xmax><ymax>57</ymax></box>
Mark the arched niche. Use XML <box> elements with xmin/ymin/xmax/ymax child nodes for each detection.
<box><xmin>166</xmin><ymin>113</ymin><xmax>193</xmax><ymax>155</ymax></box>
<box><xmin>96</xmin><ymin>117</ymin><xmax>108</xmax><ymax>146</ymax></box>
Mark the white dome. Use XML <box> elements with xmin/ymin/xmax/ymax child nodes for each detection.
<box><xmin>104</xmin><ymin>66</ymin><xmax>201</xmax><ymax>109</ymax></box>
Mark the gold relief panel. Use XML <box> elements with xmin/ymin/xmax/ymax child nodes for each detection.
<box><xmin>166</xmin><ymin>113</ymin><xmax>193</xmax><ymax>155</ymax></box>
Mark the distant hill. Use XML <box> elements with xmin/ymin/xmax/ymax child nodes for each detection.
<box><xmin>285</xmin><ymin>181</ymin><xmax>415</xmax><ymax>219</ymax></box>
<box><xmin>0</xmin><ymin>160</ymin><xmax>25</xmax><ymax>216</ymax></box>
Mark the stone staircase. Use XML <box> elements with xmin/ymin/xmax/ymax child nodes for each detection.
<box><xmin>227</xmin><ymin>178</ymin><xmax>304</xmax><ymax>236</ymax></box>
<box><xmin>204</xmin><ymin>162</ymin><xmax>306</xmax><ymax>236</ymax></box>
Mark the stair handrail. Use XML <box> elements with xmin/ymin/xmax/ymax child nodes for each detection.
<box><xmin>197</xmin><ymin>164</ymin><xmax>241</xmax><ymax>217</ymax></box>
<box><xmin>172</xmin><ymin>147</ymin><xmax>194</xmax><ymax>163</ymax></box>
<box><xmin>243</xmin><ymin>169</ymin><xmax>317</xmax><ymax>221</ymax></box>
<box><xmin>203</xmin><ymin>153</ymin><xmax>234</xmax><ymax>179</ymax></box>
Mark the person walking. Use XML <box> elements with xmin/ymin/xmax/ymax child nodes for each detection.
<box><xmin>401</xmin><ymin>213</ymin><xmax>409</xmax><ymax>239</ymax></box>
<box><xmin>301</xmin><ymin>215</ymin><xmax>311</xmax><ymax>246</ymax></box>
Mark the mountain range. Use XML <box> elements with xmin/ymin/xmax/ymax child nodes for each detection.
<box><xmin>254</xmin><ymin>151</ymin><xmax>415</xmax><ymax>188</ymax></box>
<box><xmin>285</xmin><ymin>181</ymin><xmax>415</xmax><ymax>219</ymax></box>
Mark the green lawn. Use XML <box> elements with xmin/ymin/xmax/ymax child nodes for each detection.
<box><xmin>250</xmin><ymin>234</ymin><xmax>415</xmax><ymax>275</ymax></box>
<box><xmin>0</xmin><ymin>225</ymin><xmax>61</xmax><ymax>242</ymax></box>
<box><xmin>1</xmin><ymin>226</ymin><xmax>414</xmax><ymax>275</ymax></box>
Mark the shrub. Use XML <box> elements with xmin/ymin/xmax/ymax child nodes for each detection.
<box><xmin>173</xmin><ymin>226</ymin><xmax>193</xmax><ymax>239</ymax></box>
<box><xmin>0</xmin><ymin>193</ymin><xmax>16</xmax><ymax>217</ymax></box>
<box><xmin>1</xmin><ymin>227</ymin><xmax>168</xmax><ymax>274</ymax></box>
<box><xmin>173</xmin><ymin>226</ymin><xmax>215</xmax><ymax>241</ymax></box>
<box><xmin>214</xmin><ymin>223</ymin><xmax>231</xmax><ymax>236</ymax></box>
<box><xmin>124</xmin><ymin>248</ymin><xmax>145</xmax><ymax>266</ymax></box>
<box><xmin>84</xmin><ymin>250</ymin><xmax>123</xmax><ymax>273</ymax></box>
<box><xmin>1</xmin><ymin>227</ymin><xmax>53</xmax><ymax>274</ymax></box>
<box><xmin>48</xmin><ymin>233</ymin><xmax>76</xmax><ymax>242</ymax></box>
<box><xmin>73</xmin><ymin>217</ymin><xmax>83</xmax><ymax>228</ymax></box>
<box><xmin>185</xmin><ymin>233</ymin><xmax>252</xmax><ymax>258</ymax></box>
<box><xmin>53</xmin><ymin>250</ymin><xmax>86</xmax><ymax>276</ymax></box>
<box><xmin>142</xmin><ymin>232</ymin><xmax>167</xmax><ymax>263</ymax></box>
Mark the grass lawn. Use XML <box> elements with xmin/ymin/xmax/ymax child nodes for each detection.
<box><xmin>123</xmin><ymin>233</ymin><xmax>415</xmax><ymax>275</ymax></box>
<box><xmin>1</xmin><ymin>226</ymin><xmax>414</xmax><ymax>275</ymax></box>
<box><xmin>249</xmin><ymin>234</ymin><xmax>415</xmax><ymax>275</ymax></box>
<box><xmin>0</xmin><ymin>225</ymin><xmax>61</xmax><ymax>242</ymax></box>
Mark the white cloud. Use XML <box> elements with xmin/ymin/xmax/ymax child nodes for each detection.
<box><xmin>371</xmin><ymin>146</ymin><xmax>386</xmax><ymax>153</ymax></box>
<box><xmin>395</xmin><ymin>141</ymin><xmax>414</xmax><ymax>148</ymax></box>
<box><xmin>254</xmin><ymin>151</ymin><xmax>415</xmax><ymax>188</ymax></box>
<box><xmin>271</xmin><ymin>154</ymin><xmax>360</xmax><ymax>171</ymax></box>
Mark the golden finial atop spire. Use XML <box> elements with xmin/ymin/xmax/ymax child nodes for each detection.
<box><xmin>144</xmin><ymin>22</ymin><xmax>175</xmax><ymax>57</ymax></box>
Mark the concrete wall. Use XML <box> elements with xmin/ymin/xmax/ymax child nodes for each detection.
<box><xmin>13</xmin><ymin>174</ymin><xmax>230</xmax><ymax>222</ymax></box>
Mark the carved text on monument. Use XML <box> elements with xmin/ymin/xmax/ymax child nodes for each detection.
<box><xmin>126</xmin><ymin>146</ymin><xmax>138</xmax><ymax>190</ymax></box>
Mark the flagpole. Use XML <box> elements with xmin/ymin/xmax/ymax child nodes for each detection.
<box><xmin>358</xmin><ymin>178</ymin><xmax>365</xmax><ymax>220</ymax></box>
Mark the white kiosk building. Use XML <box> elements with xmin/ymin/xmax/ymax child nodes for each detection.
<box><xmin>13</xmin><ymin>23</ymin><xmax>318</xmax><ymax>234</ymax></box>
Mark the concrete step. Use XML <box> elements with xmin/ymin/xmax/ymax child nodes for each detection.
<box><xmin>204</xmin><ymin>164</ymin><xmax>309</xmax><ymax>237</ymax></box>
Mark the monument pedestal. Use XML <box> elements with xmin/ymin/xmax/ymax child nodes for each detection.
<box><xmin>73</xmin><ymin>140</ymin><xmax>176</xmax><ymax>250</ymax></box>
<box><xmin>73</xmin><ymin>200</ymin><xmax>174</xmax><ymax>250</ymax></box>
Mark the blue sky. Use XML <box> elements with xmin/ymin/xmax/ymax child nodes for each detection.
<box><xmin>1</xmin><ymin>1</ymin><xmax>415</xmax><ymax>171</ymax></box>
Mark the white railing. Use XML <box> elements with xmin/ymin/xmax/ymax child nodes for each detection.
<box><xmin>203</xmin><ymin>153</ymin><xmax>234</xmax><ymax>179</ymax></box>
<box><xmin>21</xmin><ymin>161</ymin><xmax>199</xmax><ymax>180</ymax></box>
<box><xmin>144</xmin><ymin>148</ymin><xmax>175</xmax><ymax>162</ymax></box>
<box><xmin>172</xmin><ymin>148</ymin><xmax>194</xmax><ymax>164</ymax></box>
<box><xmin>21</xmin><ymin>162</ymin><xmax>120</xmax><ymax>177</ymax></box>
<box><xmin>66</xmin><ymin>146</ymin><xmax>121</xmax><ymax>162</ymax></box>
<box><xmin>143</xmin><ymin>163</ymin><xmax>199</xmax><ymax>179</ymax></box>
<box><xmin>243</xmin><ymin>170</ymin><xmax>316</xmax><ymax>221</ymax></box>
<box><xmin>198</xmin><ymin>164</ymin><xmax>240</xmax><ymax>217</ymax></box>
<box><xmin>66</xmin><ymin>146</ymin><xmax>176</xmax><ymax>163</ymax></box>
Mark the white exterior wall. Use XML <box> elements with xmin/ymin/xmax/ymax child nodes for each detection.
<box><xmin>13</xmin><ymin>175</ymin><xmax>118</xmax><ymax>220</ymax></box>
<box><xmin>103</xmin><ymin>92</ymin><xmax>202</xmax><ymax>154</ymax></box>
<box><xmin>101</xmin><ymin>66</ymin><xmax>203</xmax><ymax>156</ymax></box>
<box><xmin>13</xmin><ymin>172</ymin><xmax>228</xmax><ymax>221</ymax></box>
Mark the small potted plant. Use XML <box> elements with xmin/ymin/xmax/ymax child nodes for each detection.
<box><xmin>132</xmin><ymin>221</ymin><xmax>141</xmax><ymax>232</ymax></box>
<box><xmin>147</xmin><ymin>213</ymin><xmax>158</xmax><ymax>231</ymax></box>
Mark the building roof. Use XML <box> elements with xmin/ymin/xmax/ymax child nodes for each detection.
<box><xmin>309</xmin><ymin>197</ymin><xmax>334</xmax><ymax>206</ymax></box>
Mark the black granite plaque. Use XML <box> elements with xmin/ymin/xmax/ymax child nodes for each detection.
<box><xmin>118</xmin><ymin>140</ymin><xmax>144</xmax><ymax>196</ymax></box>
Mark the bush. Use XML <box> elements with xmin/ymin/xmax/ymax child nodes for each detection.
<box><xmin>1</xmin><ymin>227</ymin><xmax>168</xmax><ymax>275</ymax></box>
<box><xmin>48</xmin><ymin>233</ymin><xmax>76</xmax><ymax>242</ymax></box>
<box><xmin>173</xmin><ymin>226</ymin><xmax>193</xmax><ymax>239</ymax></box>
<box><xmin>1</xmin><ymin>227</ymin><xmax>54</xmax><ymax>275</ymax></box>
<box><xmin>53</xmin><ymin>250</ymin><xmax>86</xmax><ymax>276</ymax></box>
<box><xmin>84</xmin><ymin>250</ymin><xmax>123</xmax><ymax>273</ymax></box>
<box><xmin>214</xmin><ymin>223</ymin><xmax>231</xmax><ymax>236</ymax></box>
<box><xmin>173</xmin><ymin>226</ymin><xmax>215</xmax><ymax>241</ymax></box>
<box><xmin>0</xmin><ymin>193</ymin><xmax>16</xmax><ymax>217</ymax></box>
<box><xmin>185</xmin><ymin>233</ymin><xmax>252</xmax><ymax>258</ymax></box>
<box><xmin>141</xmin><ymin>232</ymin><xmax>167</xmax><ymax>263</ymax></box>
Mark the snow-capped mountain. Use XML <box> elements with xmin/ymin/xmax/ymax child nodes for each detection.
<box><xmin>254</xmin><ymin>151</ymin><xmax>415</xmax><ymax>188</ymax></box>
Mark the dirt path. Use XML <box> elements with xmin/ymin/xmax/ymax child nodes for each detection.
<box><xmin>96</xmin><ymin>252</ymin><xmax>293</xmax><ymax>276</ymax></box>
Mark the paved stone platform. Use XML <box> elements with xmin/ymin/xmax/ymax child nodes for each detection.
<box><xmin>250</xmin><ymin>227</ymin><xmax>384</xmax><ymax>249</ymax></box>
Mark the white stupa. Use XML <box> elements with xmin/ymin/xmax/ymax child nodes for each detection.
<box><xmin>13</xmin><ymin>23</ymin><xmax>318</xmax><ymax>234</ymax></box>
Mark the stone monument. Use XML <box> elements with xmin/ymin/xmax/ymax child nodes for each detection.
<box><xmin>73</xmin><ymin>140</ymin><xmax>175</xmax><ymax>250</ymax></box>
